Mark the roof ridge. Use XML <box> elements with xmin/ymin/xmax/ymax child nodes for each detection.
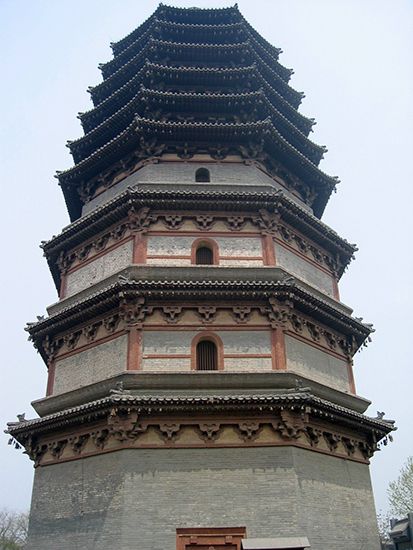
<box><xmin>94</xmin><ymin>37</ymin><xmax>298</xmax><ymax>108</ymax></box>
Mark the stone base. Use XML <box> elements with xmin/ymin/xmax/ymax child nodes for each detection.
<box><xmin>27</xmin><ymin>446</ymin><xmax>380</xmax><ymax>550</ymax></box>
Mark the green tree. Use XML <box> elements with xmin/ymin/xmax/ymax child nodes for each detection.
<box><xmin>377</xmin><ymin>510</ymin><xmax>392</xmax><ymax>543</ymax></box>
<box><xmin>0</xmin><ymin>509</ymin><xmax>28</xmax><ymax>550</ymax></box>
<box><xmin>388</xmin><ymin>456</ymin><xmax>413</xmax><ymax>517</ymax></box>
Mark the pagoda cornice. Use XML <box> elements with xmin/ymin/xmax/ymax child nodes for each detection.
<box><xmin>139</xmin><ymin>62</ymin><xmax>314</xmax><ymax>136</ymax></box>
<box><xmin>6</xmin><ymin>391</ymin><xmax>394</xmax><ymax>467</ymax></box>
<box><xmin>27</xmin><ymin>267</ymin><xmax>371</xmax><ymax>354</ymax></box>
<box><xmin>80</xmin><ymin>62</ymin><xmax>313</xmax><ymax>136</ymax></box>
<box><xmin>111</xmin><ymin>5</ymin><xmax>241</xmax><ymax>56</ymax></box>
<box><xmin>42</xmin><ymin>187</ymin><xmax>355</xmax><ymax>291</ymax></box>
<box><xmin>155</xmin><ymin>4</ymin><xmax>283</xmax><ymax>60</ymax></box>
<box><xmin>133</xmin><ymin>116</ymin><xmax>331</xmax><ymax>185</ymax></box>
<box><xmin>103</xmin><ymin>20</ymin><xmax>290</xmax><ymax>83</ymax></box>
<box><xmin>90</xmin><ymin>38</ymin><xmax>302</xmax><ymax>109</ymax></box>
<box><xmin>60</xmin><ymin>117</ymin><xmax>334</xmax><ymax>215</ymax></box>
<box><xmin>70</xmin><ymin>88</ymin><xmax>323</xmax><ymax>165</ymax></box>
<box><xmin>31</xmin><ymin>371</ymin><xmax>371</xmax><ymax>417</ymax></box>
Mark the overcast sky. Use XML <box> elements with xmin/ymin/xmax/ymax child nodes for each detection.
<box><xmin>1</xmin><ymin>0</ymin><xmax>412</xmax><ymax>517</ymax></box>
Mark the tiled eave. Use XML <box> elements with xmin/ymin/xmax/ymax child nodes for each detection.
<box><xmin>59</xmin><ymin>117</ymin><xmax>336</xmax><ymax>220</ymax></box>
<box><xmin>6</xmin><ymin>391</ymin><xmax>394</xmax><ymax>442</ymax></box>
<box><xmin>111</xmin><ymin>5</ymin><xmax>241</xmax><ymax>55</ymax></box>
<box><xmin>42</xmin><ymin>186</ymin><xmax>356</xmax><ymax>291</ymax></box>
<box><xmin>91</xmin><ymin>38</ymin><xmax>300</xmax><ymax>108</ymax></box>
<box><xmin>103</xmin><ymin>20</ymin><xmax>289</xmax><ymax>82</ymax></box>
<box><xmin>70</xmin><ymin>86</ymin><xmax>323</xmax><ymax>167</ymax></box>
<box><xmin>26</xmin><ymin>270</ymin><xmax>372</xmax><ymax>358</ymax></box>
<box><xmin>80</xmin><ymin>62</ymin><xmax>313</xmax><ymax>136</ymax></box>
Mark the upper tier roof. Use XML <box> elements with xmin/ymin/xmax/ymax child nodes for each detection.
<box><xmin>58</xmin><ymin>4</ymin><xmax>337</xmax><ymax>221</ymax></box>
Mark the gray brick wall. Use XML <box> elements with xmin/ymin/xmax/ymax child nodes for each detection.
<box><xmin>146</xmin><ymin>235</ymin><xmax>264</xmax><ymax>267</ymax></box>
<box><xmin>285</xmin><ymin>335</ymin><xmax>350</xmax><ymax>392</ymax></box>
<box><xmin>27</xmin><ymin>447</ymin><xmax>380</xmax><ymax>550</ymax></box>
<box><xmin>65</xmin><ymin>240</ymin><xmax>133</xmax><ymax>297</ymax></box>
<box><xmin>142</xmin><ymin>330</ymin><xmax>272</xmax><ymax>372</ymax></box>
<box><xmin>274</xmin><ymin>242</ymin><xmax>334</xmax><ymax>297</ymax></box>
<box><xmin>53</xmin><ymin>335</ymin><xmax>128</xmax><ymax>394</ymax></box>
<box><xmin>82</xmin><ymin>162</ymin><xmax>311</xmax><ymax>216</ymax></box>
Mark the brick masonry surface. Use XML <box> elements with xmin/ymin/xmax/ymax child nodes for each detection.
<box><xmin>27</xmin><ymin>447</ymin><xmax>381</xmax><ymax>550</ymax></box>
<box><xmin>82</xmin><ymin>162</ymin><xmax>296</xmax><ymax>216</ymax></box>
<box><xmin>142</xmin><ymin>330</ymin><xmax>272</xmax><ymax>372</ymax></box>
<box><xmin>147</xmin><ymin>235</ymin><xmax>264</xmax><ymax>267</ymax></box>
<box><xmin>65</xmin><ymin>240</ymin><xmax>133</xmax><ymax>297</ymax></box>
<box><xmin>274</xmin><ymin>242</ymin><xmax>335</xmax><ymax>296</ymax></box>
<box><xmin>285</xmin><ymin>335</ymin><xmax>349</xmax><ymax>392</ymax></box>
<box><xmin>53</xmin><ymin>335</ymin><xmax>128</xmax><ymax>394</ymax></box>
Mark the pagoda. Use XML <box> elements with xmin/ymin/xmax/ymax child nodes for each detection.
<box><xmin>7</xmin><ymin>4</ymin><xmax>394</xmax><ymax>549</ymax></box>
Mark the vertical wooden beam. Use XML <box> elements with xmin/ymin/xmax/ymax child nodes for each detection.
<box><xmin>271</xmin><ymin>327</ymin><xmax>286</xmax><ymax>370</ymax></box>
<box><xmin>262</xmin><ymin>234</ymin><xmax>276</xmax><ymax>266</ymax></box>
<box><xmin>347</xmin><ymin>359</ymin><xmax>356</xmax><ymax>394</ymax></box>
<box><xmin>127</xmin><ymin>326</ymin><xmax>142</xmax><ymax>371</ymax></box>
<box><xmin>59</xmin><ymin>273</ymin><xmax>67</xmax><ymax>299</ymax></box>
<box><xmin>333</xmin><ymin>277</ymin><xmax>340</xmax><ymax>301</ymax></box>
<box><xmin>133</xmin><ymin>232</ymin><xmax>147</xmax><ymax>264</ymax></box>
<box><xmin>46</xmin><ymin>360</ymin><xmax>56</xmax><ymax>396</ymax></box>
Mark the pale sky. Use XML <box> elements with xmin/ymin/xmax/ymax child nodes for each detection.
<box><xmin>0</xmin><ymin>0</ymin><xmax>412</xmax><ymax>517</ymax></box>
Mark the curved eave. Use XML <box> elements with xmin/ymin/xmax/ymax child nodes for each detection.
<box><xmin>43</xmin><ymin>185</ymin><xmax>356</xmax><ymax>292</ymax></box>
<box><xmin>26</xmin><ymin>271</ymin><xmax>372</xmax><ymax>348</ymax></box>
<box><xmin>104</xmin><ymin>19</ymin><xmax>290</xmax><ymax>83</ymax></box>
<box><xmin>91</xmin><ymin>38</ymin><xmax>301</xmax><ymax>109</ymax></box>
<box><xmin>70</xmin><ymin>88</ymin><xmax>323</xmax><ymax>165</ymax></box>
<box><xmin>7</xmin><ymin>392</ymin><xmax>394</xmax><ymax>443</ymax></box>
<box><xmin>111</xmin><ymin>5</ymin><xmax>241</xmax><ymax>56</ymax></box>
<box><xmin>103</xmin><ymin>20</ymin><xmax>245</xmax><ymax>77</ymax></box>
<box><xmin>81</xmin><ymin>62</ymin><xmax>313</xmax><ymax>136</ymax></box>
<box><xmin>135</xmin><ymin>117</ymin><xmax>335</xmax><ymax>189</ymax></box>
<box><xmin>155</xmin><ymin>5</ymin><xmax>283</xmax><ymax>61</ymax></box>
<box><xmin>110</xmin><ymin>9</ymin><xmax>160</xmax><ymax>56</ymax></box>
<box><xmin>60</xmin><ymin>117</ymin><xmax>335</xmax><ymax>222</ymax></box>
<box><xmin>61</xmin><ymin>117</ymin><xmax>334</xmax><ymax>194</ymax></box>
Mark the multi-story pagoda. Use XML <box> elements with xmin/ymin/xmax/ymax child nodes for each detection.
<box><xmin>7</xmin><ymin>4</ymin><xmax>394</xmax><ymax>549</ymax></box>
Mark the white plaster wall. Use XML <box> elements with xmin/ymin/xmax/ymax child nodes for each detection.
<box><xmin>274</xmin><ymin>242</ymin><xmax>335</xmax><ymax>297</ymax></box>
<box><xmin>65</xmin><ymin>240</ymin><xmax>133</xmax><ymax>297</ymax></box>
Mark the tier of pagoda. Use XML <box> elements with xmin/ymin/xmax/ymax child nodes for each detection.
<box><xmin>8</xmin><ymin>5</ymin><xmax>393</xmax><ymax>550</ymax></box>
<box><xmin>58</xmin><ymin>3</ymin><xmax>335</xmax><ymax>221</ymax></box>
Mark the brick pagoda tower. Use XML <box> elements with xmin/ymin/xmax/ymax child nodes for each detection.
<box><xmin>8</xmin><ymin>5</ymin><xmax>394</xmax><ymax>549</ymax></box>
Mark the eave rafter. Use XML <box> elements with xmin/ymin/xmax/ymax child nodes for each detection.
<box><xmin>80</xmin><ymin>61</ymin><xmax>312</xmax><ymax>136</ymax></box>
<box><xmin>60</xmin><ymin>116</ymin><xmax>335</xmax><ymax>220</ymax></box>
<box><xmin>6</xmin><ymin>392</ymin><xmax>395</xmax><ymax>467</ymax></box>
<box><xmin>41</xmin><ymin>186</ymin><xmax>356</xmax><ymax>291</ymax></box>
<box><xmin>58</xmin><ymin>3</ymin><xmax>336</xmax><ymax>226</ymax></box>
<box><xmin>26</xmin><ymin>270</ymin><xmax>371</xmax><ymax>364</ymax></box>
<box><xmin>92</xmin><ymin>37</ymin><xmax>301</xmax><ymax>108</ymax></box>
<box><xmin>70</xmin><ymin>86</ymin><xmax>323</xmax><ymax>166</ymax></box>
<box><xmin>110</xmin><ymin>5</ymin><xmax>241</xmax><ymax>56</ymax></box>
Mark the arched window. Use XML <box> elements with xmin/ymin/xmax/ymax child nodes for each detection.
<box><xmin>195</xmin><ymin>167</ymin><xmax>210</xmax><ymax>182</ymax></box>
<box><xmin>196</xmin><ymin>339</ymin><xmax>218</xmax><ymax>371</ymax></box>
<box><xmin>192</xmin><ymin>239</ymin><xmax>219</xmax><ymax>265</ymax></box>
<box><xmin>195</xmin><ymin>245</ymin><xmax>213</xmax><ymax>265</ymax></box>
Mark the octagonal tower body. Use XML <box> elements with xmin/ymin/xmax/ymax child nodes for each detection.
<box><xmin>8</xmin><ymin>5</ymin><xmax>393</xmax><ymax>550</ymax></box>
